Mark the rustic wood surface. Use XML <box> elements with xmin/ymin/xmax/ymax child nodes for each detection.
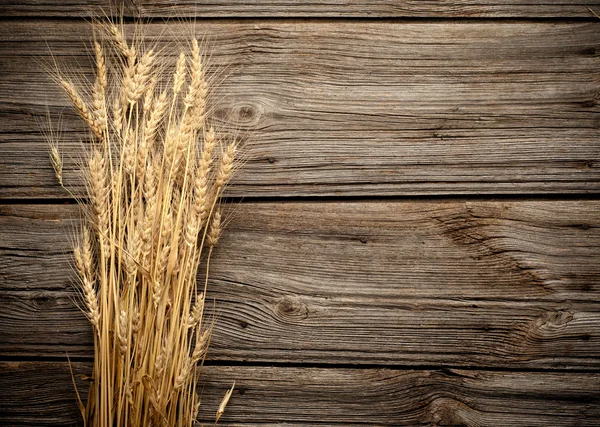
<box><xmin>1</xmin><ymin>361</ymin><xmax>599</xmax><ymax>426</ymax></box>
<box><xmin>1</xmin><ymin>3</ymin><xmax>599</xmax><ymax>425</ymax></box>
<box><xmin>2</xmin><ymin>20</ymin><xmax>600</xmax><ymax>198</ymax></box>
<box><xmin>2</xmin><ymin>0</ymin><xmax>600</xmax><ymax>18</ymax></box>
<box><xmin>2</xmin><ymin>202</ymin><xmax>598</xmax><ymax>368</ymax></box>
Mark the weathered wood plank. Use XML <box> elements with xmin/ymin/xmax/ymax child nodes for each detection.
<box><xmin>2</xmin><ymin>0</ymin><xmax>600</xmax><ymax>18</ymax></box>
<box><xmin>4</xmin><ymin>289</ymin><xmax>600</xmax><ymax>367</ymax></box>
<box><xmin>1</xmin><ymin>361</ymin><xmax>599</xmax><ymax>426</ymax></box>
<box><xmin>1</xmin><ymin>21</ymin><xmax>599</xmax><ymax>198</ymax></box>
<box><xmin>1</xmin><ymin>201</ymin><xmax>599</xmax><ymax>367</ymax></box>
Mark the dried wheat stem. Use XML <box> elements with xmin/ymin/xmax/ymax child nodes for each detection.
<box><xmin>53</xmin><ymin>25</ymin><xmax>240</xmax><ymax>426</ymax></box>
<box><xmin>198</xmin><ymin>126</ymin><xmax>216</xmax><ymax>220</ymax></box>
<box><xmin>141</xmin><ymin>160</ymin><xmax>158</xmax><ymax>267</ymax></box>
<box><xmin>125</xmin><ymin>224</ymin><xmax>141</xmax><ymax>280</ymax></box>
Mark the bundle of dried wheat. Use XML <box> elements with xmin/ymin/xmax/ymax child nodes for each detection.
<box><xmin>49</xmin><ymin>21</ymin><xmax>236</xmax><ymax>426</ymax></box>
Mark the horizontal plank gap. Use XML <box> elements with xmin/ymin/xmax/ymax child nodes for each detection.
<box><xmin>2</xmin><ymin>193</ymin><xmax>600</xmax><ymax>206</ymax></box>
<box><xmin>2</xmin><ymin>354</ymin><xmax>600</xmax><ymax>374</ymax></box>
<box><xmin>1</xmin><ymin>15</ymin><xmax>600</xmax><ymax>23</ymax></box>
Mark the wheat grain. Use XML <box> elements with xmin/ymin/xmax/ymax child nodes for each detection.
<box><xmin>143</xmin><ymin>89</ymin><xmax>168</xmax><ymax>146</ymax></box>
<box><xmin>124</xmin><ymin>49</ymin><xmax>155</xmax><ymax>105</ymax></box>
<box><xmin>49</xmin><ymin>145</ymin><xmax>63</xmax><ymax>186</ymax></box>
<box><xmin>60</xmin><ymin>79</ymin><xmax>104</xmax><ymax>139</ymax></box>
<box><xmin>216</xmin><ymin>383</ymin><xmax>236</xmax><ymax>424</ymax></box>
<box><xmin>207</xmin><ymin>207</ymin><xmax>222</xmax><ymax>248</ymax></box>
<box><xmin>75</xmin><ymin>228</ymin><xmax>100</xmax><ymax>328</ymax></box>
<box><xmin>191</xmin><ymin>328</ymin><xmax>209</xmax><ymax>365</ymax></box>
<box><xmin>118</xmin><ymin>308</ymin><xmax>128</xmax><ymax>355</ymax></box>
<box><xmin>188</xmin><ymin>293</ymin><xmax>205</xmax><ymax>328</ymax></box>
<box><xmin>88</xmin><ymin>149</ymin><xmax>110</xmax><ymax>247</ymax></box>
<box><xmin>106</xmin><ymin>22</ymin><xmax>134</xmax><ymax>61</ymax></box>
<box><xmin>186</xmin><ymin>39</ymin><xmax>208</xmax><ymax>130</ymax></box>
<box><xmin>123</xmin><ymin>136</ymin><xmax>136</xmax><ymax>176</ymax></box>
<box><xmin>83</xmin><ymin>276</ymin><xmax>100</xmax><ymax>329</ymax></box>
<box><xmin>215</xmin><ymin>142</ymin><xmax>236</xmax><ymax>192</ymax></box>
<box><xmin>112</xmin><ymin>95</ymin><xmax>123</xmax><ymax>136</ymax></box>
<box><xmin>92</xmin><ymin>41</ymin><xmax>108</xmax><ymax>129</ymax></box>
<box><xmin>131</xmin><ymin>306</ymin><xmax>140</xmax><ymax>336</ymax></box>
<box><xmin>143</xmin><ymin>77</ymin><xmax>157</xmax><ymax>115</ymax></box>
<box><xmin>173</xmin><ymin>52</ymin><xmax>187</xmax><ymax>95</ymax></box>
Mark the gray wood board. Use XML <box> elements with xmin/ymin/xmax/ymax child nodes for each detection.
<box><xmin>1</xmin><ymin>20</ymin><xmax>600</xmax><ymax>198</ymax></box>
<box><xmin>2</xmin><ymin>0</ymin><xmax>600</xmax><ymax>18</ymax></box>
<box><xmin>1</xmin><ymin>361</ymin><xmax>599</xmax><ymax>426</ymax></box>
<box><xmin>1</xmin><ymin>201</ymin><xmax>599</xmax><ymax>368</ymax></box>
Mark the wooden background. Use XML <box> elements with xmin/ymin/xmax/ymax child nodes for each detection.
<box><xmin>1</xmin><ymin>1</ymin><xmax>600</xmax><ymax>425</ymax></box>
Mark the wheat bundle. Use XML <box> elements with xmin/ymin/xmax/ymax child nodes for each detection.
<box><xmin>49</xmin><ymin>21</ymin><xmax>236</xmax><ymax>426</ymax></box>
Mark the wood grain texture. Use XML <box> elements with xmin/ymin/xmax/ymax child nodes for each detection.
<box><xmin>1</xmin><ymin>202</ymin><xmax>599</xmax><ymax>367</ymax></box>
<box><xmin>1</xmin><ymin>20</ymin><xmax>600</xmax><ymax>198</ymax></box>
<box><xmin>2</xmin><ymin>0</ymin><xmax>600</xmax><ymax>18</ymax></box>
<box><xmin>1</xmin><ymin>361</ymin><xmax>599</xmax><ymax>426</ymax></box>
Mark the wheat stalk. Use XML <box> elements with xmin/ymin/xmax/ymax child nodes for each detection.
<box><xmin>49</xmin><ymin>21</ymin><xmax>239</xmax><ymax>426</ymax></box>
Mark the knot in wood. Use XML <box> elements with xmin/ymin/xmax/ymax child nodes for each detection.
<box><xmin>429</xmin><ymin>396</ymin><xmax>472</xmax><ymax>426</ymax></box>
<box><xmin>32</xmin><ymin>292</ymin><xmax>56</xmax><ymax>309</ymax></box>
<box><xmin>532</xmin><ymin>309</ymin><xmax>574</xmax><ymax>337</ymax></box>
<box><xmin>215</xmin><ymin>102</ymin><xmax>261</xmax><ymax>128</ymax></box>
<box><xmin>237</xmin><ymin>104</ymin><xmax>257</xmax><ymax>121</ymax></box>
<box><xmin>275</xmin><ymin>296</ymin><xmax>309</xmax><ymax>320</ymax></box>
